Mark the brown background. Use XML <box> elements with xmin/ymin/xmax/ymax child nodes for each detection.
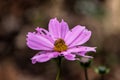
<box><xmin>0</xmin><ymin>0</ymin><xmax>120</xmax><ymax>80</ymax></box>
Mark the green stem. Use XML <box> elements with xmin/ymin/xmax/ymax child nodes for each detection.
<box><xmin>56</xmin><ymin>66</ymin><xmax>61</xmax><ymax>80</ymax></box>
<box><xmin>100</xmin><ymin>74</ymin><xmax>104</xmax><ymax>80</ymax></box>
<box><xmin>84</xmin><ymin>67</ymin><xmax>88</xmax><ymax>80</ymax></box>
<box><xmin>56</xmin><ymin>57</ymin><xmax>61</xmax><ymax>80</ymax></box>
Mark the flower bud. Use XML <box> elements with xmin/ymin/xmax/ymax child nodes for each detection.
<box><xmin>95</xmin><ymin>66</ymin><xmax>110</xmax><ymax>75</ymax></box>
<box><xmin>80</xmin><ymin>57</ymin><xmax>92</xmax><ymax>68</ymax></box>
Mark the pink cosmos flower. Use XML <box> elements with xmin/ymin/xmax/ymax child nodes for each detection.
<box><xmin>26</xmin><ymin>18</ymin><xmax>96</xmax><ymax>64</ymax></box>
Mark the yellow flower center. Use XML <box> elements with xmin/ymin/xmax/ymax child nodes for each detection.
<box><xmin>54</xmin><ymin>39</ymin><xmax>68</xmax><ymax>52</ymax></box>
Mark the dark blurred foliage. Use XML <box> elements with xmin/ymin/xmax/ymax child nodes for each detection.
<box><xmin>0</xmin><ymin>0</ymin><xmax>120</xmax><ymax>80</ymax></box>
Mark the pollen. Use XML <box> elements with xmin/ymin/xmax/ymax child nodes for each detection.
<box><xmin>54</xmin><ymin>39</ymin><xmax>68</xmax><ymax>52</ymax></box>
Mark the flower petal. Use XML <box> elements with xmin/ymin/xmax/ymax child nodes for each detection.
<box><xmin>67</xmin><ymin>46</ymin><xmax>96</xmax><ymax>58</ymax></box>
<box><xmin>68</xmin><ymin>46</ymin><xmax>96</xmax><ymax>53</ymax></box>
<box><xmin>60</xmin><ymin>19</ymin><xmax>69</xmax><ymax>39</ymax></box>
<box><xmin>64</xmin><ymin>25</ymin><xmax>85</xmax><ymax>46</ymax></box>
<box><xmin>31</xmin><ymin>51</ymin><xmax>59</xmax><ymax>63</ymax></box>
<box><xmin>35</xmin><ymin>27</ymin><xmax>54</xmax><ymax>43</ymax></box>
<box><xmin>69</xmin><ymin>29</ymin><xmax>91</xmax><ymax>47</ymax></box>
<box><xmin>61</xmin><ymin>52</ymin><xmax>76</xmax><ymax>61</ymax></box>
<box><xmin>27</xmin><ymin>32</ymin><xmax>54</xmax><ymax>50</ymax></box>
<box><xmin>48</xmin><ymin>18</ymin><xmax>61</xmax><ymax>39</ymax></box>
<box><xmin>48</xmin><ymin>18</ymin><xmax>69</xmax><ymax>39</ymax></box>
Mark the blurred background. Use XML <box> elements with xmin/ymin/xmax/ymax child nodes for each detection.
<box><xmin>0</xmin><ymin>0</ymin><xmax>120</xmax><ymax>80</ymax></box>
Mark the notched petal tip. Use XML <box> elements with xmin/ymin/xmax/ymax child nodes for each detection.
<box><xmin>85</xmin><ymin>46</ymin><xmax>97</xmax><ymax>52</ymax></box>
<box><xmin>75</xmin><ymin>25</ymin><xmax>86</xmax><ymax>29</ymax></box>
<box><xmin>26</xmin><ymin>32</ymin><xmax>36</xmax><ymax>38</ymax></box>
<box><xmin>92</xmin><ymin>47</ymin><xmax>97</xmax><ymax>52</ymax></box>
<box><xmin>61</xmin><ymin>19</ymin><xmax>68</xmax><ymax>26</ymax></box>
<box><xmin>35</xmin><ymin>27</ymin><xmax>41</xmax><ymax>31</ymax></box>
<box><xmin>61</xmin><ymin>19</ymin><xmax>65</xmax><ymax>22</ymax></box>
<box><xmin>31</xmin><ymin>58</ymin><xmax>37</xmax><ymax>64</ymax></box>
<box><xmin>50</xmin><ymin>17</ymin><xmax>58</xmax><ymax>21</ymax></box>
